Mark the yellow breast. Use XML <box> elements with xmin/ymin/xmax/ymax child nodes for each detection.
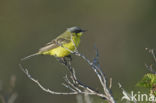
<box><xmin>43</xmin><ymin>36</ymin><xmax>80</xmax><ymax>57</ymax></box>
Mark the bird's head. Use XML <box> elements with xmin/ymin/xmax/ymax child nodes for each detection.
<box><xmin>67</xmin><ymin>26</ymin><xmax>86</xmax><ymax>37</ymax></box>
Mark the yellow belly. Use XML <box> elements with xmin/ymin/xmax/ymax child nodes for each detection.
<box><xmin>42</xmin><ymin>37</ymin><xmax>80</xmax><ymax>57</ymax></box>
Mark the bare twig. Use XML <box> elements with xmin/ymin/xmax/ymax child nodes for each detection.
<box><xmin>148</xmin><ymin>49</ymin><xmax>156</xmax><ymax>63</ymax></box>
<box><xmin>72</xmin><ymin>51</ymin><xmax>115</xmax><ymax>103</ymax></box>
<box><xmin>145</xmin><ymin>48</ymin><xmax>156</xmax><ymax>74</ymax></box>
<box><xmin>19</xmin><ymin>64</ymin><xmax>78</xmax><ymax>95</ymax></box>
<box><xmin>19</xmin><ymin>64</ymin><xmax>107</xmax><ymax>98</ymax></box>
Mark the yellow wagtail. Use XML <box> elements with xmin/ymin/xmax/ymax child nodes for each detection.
<box><xmin>22</xmin><ymin>27</ymin><xmax>86</xmax><ymax>62</ymax></box>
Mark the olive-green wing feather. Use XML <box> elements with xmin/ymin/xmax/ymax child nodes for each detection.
<box><xmin>39</xmin><ymin>31</ymin><xmax>71</xmax><ymax>53</ymax></box>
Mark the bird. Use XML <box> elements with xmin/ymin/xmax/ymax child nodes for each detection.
<box><xmin>21</xmin><ymin>26</ymin><xmax>86</xmax><ymax>63</ymax></box>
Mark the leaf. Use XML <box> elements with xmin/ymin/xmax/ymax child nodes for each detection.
<box><xmin>137</xmin><ymin>73</ymin><xmax>156</xmax><ymax>88</ymax></box>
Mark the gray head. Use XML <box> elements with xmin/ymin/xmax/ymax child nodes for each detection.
<box><xmin>67</xmin><ymin>26</ymin><xmax>86</xmax><ymax>33</ymax></box>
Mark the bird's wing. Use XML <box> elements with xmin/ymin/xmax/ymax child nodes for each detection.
<box><xmin>39</xmin><ymin>36</ymin><xmax>71</xmax><ymax>53</ymax></box>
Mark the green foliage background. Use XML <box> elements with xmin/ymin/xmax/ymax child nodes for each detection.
<box><xmin>0</xmin><ymin>0</ymin><xmax>156</xmax><ymax>103</ymax></box>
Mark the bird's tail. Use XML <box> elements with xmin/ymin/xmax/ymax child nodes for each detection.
<box><xmin>21</xmin><ymin>52</ymin><xmax>40</xmax><ymax>61</ymax></box>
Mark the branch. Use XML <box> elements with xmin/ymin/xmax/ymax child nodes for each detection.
<box><xmin>19</xmin><ymin>64</ymin><xmax>78</xmax><ymax>95</ymax></box>
<box><xmin>20</xmin><ymin>34</ymin><xmax>116</xmax><ymax>103</ymax></box>
<box><xmin>19</xmin><ymin>64</ymin><xmax>107</xmax><ymax>98</ymax></box>
<box><xmin>72</xmin><ymin>51</ymin><xmax>115</xmax><ymax>103</ymax></box>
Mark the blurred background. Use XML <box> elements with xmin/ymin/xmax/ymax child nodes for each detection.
<box><xmin>0</xmin><ymin>0</ymin><xmax>156</xmax><ymax>103</ymax></box>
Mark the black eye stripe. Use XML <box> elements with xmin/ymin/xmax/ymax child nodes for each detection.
<box><xmin>74</xmin><ymin>29</ymin><xmax>82</xmax><ymax>33</ymax></box>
